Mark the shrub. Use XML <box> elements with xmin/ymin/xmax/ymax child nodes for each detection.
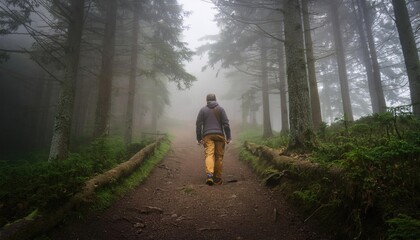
<box><xmin>241</xmin><ymin>112</ymin><xmax>420</xmax><ymax>238</ymax></box>
<box><xmin>0</xmin><ymin>136</ymin><xmax>151</xmax><ymax>227</ymax></box>
<box><xmin>387</xmin><ymin>214</ymin><xmax>420</xmax><ymax>240</ymax></box>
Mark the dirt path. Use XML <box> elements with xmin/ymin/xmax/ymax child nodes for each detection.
<box><xmin>49</xmin><ymin>129</ymin><xmax>329</xmax><ymax>240</ymax></box>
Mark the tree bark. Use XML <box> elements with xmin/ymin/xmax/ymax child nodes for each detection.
<box><xmin>392</xmin><ymin>0</ymin><xmax>420</xmax><ymax>117</ymax></box>
<box><xmin>241</xmin><ymin>93</ymin><xmax>248</xmax><ymax>125</ymax></box>
<box><xmin>277</xmin><ymin>20</ymin><xmax>289</xmax><ymax>133</ymax></box>
<box><xmin>322</xmin><ymin>76</ymin><xmax>334</xmax><ymax>123</ymax></box>
<box><xmin>302</xmin><ymin>0</ymin><xmax>322</xmax><ymax>129</ymax></box>
<box><xmin>35</xmin><ymin>77</ymin><xmax>51</xmax><ymax>148</ymax></box>
<box><xmin>151</xmin><ymin>82</ymin><xmax>159</xmax><ymax>133</ymax></box>
<box><xmin>353</xmin><ymin>0</ymin><xmax>378</xmax><ymax>113</ymax></box>
<box><xmin>329</xmin><ymin>0</ymin><xmax>354</xmax><ymax>121</ymax></box>
<box><xmin>243</xmin><ymin>141</ymin><xmax>343</xmax><ymax>181</ymax></box>
<box><xmin>48</xmin><ymin>0</ymin><xmax>85</xmax><ymax>161</ymax></box>
<box><xmin>284</xmin><ymin>0</ymin><xmax>316</xmax><ymax>152</ymax></box>
<box><xmin>125</xmin><ymin>1</ymin><xmax>140</xmax><ymax>146</ymax></box>
<box><xmin>261</xmin><ymin>36</ymin><xmax>273</xmax><ymax>138</ymax></box>
<box><xmin>73</xmin><ymin>82</ymin><xmax>94</xmax><ymax>139</ymax></box>
<box><xmin>94</xmin><ymin>0</ymin><xmax>118</xmax><ymax>138</ymax></box>
<box><xmin>359</xmin><ymin>0</ymin><xmax>387</xmax><ymax>113</ymax></box>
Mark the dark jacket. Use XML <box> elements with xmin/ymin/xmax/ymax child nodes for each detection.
<box><xmin>196</xmin><ymin>101</ymin><xmax>231</xmax><ymax>141</ymax></box>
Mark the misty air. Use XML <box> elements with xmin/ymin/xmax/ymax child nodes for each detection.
<box><xmin>0</xmin><ymin>0</ymin><xmax>419</xmax><ymax>239</ymax></box>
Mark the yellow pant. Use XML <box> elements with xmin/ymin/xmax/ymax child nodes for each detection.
<box><xmin>203</xmin><ymin>134</ymin><xmax>226</xmax><ymax>179</ymax></box>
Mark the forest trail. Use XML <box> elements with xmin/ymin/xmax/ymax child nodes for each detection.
<box><xmin>49</xmin><ymin>126</ymin><xmax>329</xmax><ymax>240</ymax></box>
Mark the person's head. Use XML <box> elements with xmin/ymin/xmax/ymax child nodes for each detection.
<box><xmin>206</xmin><ymin>93</ymin><xmax>216</xmax><ymax>101</ymax></box>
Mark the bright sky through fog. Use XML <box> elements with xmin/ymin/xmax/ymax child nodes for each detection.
<box><xmin>166</xmin><ymin>0</ymin><xmax>236</xmax><ymax>125</ymax></box>
<box><xmin>178</xmin><ymin>0</ymin><xmax>219</xmax><ymax>49</ymax></box>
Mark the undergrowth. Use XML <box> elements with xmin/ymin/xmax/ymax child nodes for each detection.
<box><xmin>0</xmin><ymin>136</ymin><xmax>153</xmax><ymax>228</ymax></box>
<box><xmin>92</xmin><ymin>137</ymin><xmax>171</xmax><ymax>211</ymax></box>
<box><xmin>239</xmin><ymin>111</ymin><xmax>420</xmax><ymax>239</ymax></box>
<box><xmin>238</xmin><ymin>126</ymin><xmax>288</xmax><ymax>148</ymax></box>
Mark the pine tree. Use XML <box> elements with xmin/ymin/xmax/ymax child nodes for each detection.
<box><xmin>48</xmin><ymin>0</ymin><xmax>85</xmax><ymax>161</ymax></box>
<box><xmin>392</xmin><ymin>0</ymin><xmax>420</xmax><ymax>117</ymax></box>
<box><xmin>284</xmin><ymin>0</ymin><xmax>316</xmax><ymax>152</ymax></box>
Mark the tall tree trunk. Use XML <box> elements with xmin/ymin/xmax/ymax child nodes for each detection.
<box><xmin>48</xmin><ymin>0</ymin><xmax>84</xmax><ymax>161</ymax></box>
<box><xmin>277</xmin><ymin>19</ymin><xmax>289</xmax><ymax>133</ymax></box>
<box><xmin>72</xmin><ymin>72</ymin><xmax>89</xmax><ymax>139</ymax></box>
<box><xmin>94</xmin><ymin>0</ymin><xmax>118</xmax><ymax>138</ymax></box>
<box><xmin>261</xmin><ymin>36</ymin><xmax>273</xmax><ymax>138</ymax></box>
<box><xmin>251</xmin><ymin>111</ymin><xmax>257</xmax><ymax>126</ymax></box>
<box><xmin>151</xmin><ymin>82</ymin><xmax>158</xmax><ymax>133</ymax></box>
<box><xmin>359</xmin><ymin>0</ymin><xmax>386</xmax><ymax>113</ymax></box>
<box><xmin>38</xmin><ymin>80</ymin><xmax>55</xmax><ymax>148</ymax></box>
<box><xmin>392</xmin><ymin>0</ymin><xmax>420</xmax><ymax>117</ymax></box>
<box><xmin>75</xmin><ymin>75</ymin><xmax>96</xmax><ymax>138</ymax></box>
<box><xmin>302</xmin><ymin>0</ymin><xmax>322</xmax><ymax>129</ymax></box>
<box><xmin>284</xmin><ymin>0</ymin><xmax>315</xmax><ymax>152</ymax></box>
<box><xmin>353</xmin><ymin>0</ymin><xmax>378</xmax><ymax>113</ymax></box>
<box><xmin>241</xmin><ymin>93</ymin><xmax>248</xmax><ymax>125</ymax></box>
<box><xmin>323</xmin><ymin>76</ymin><xmax>334</xmax><ymax>123</ymax></box>
<box><xmin>329</xmin><ymin>0</ymin><xmax>354</xmax><ymax>121</ymax></box>
<box><xmin>125</xmin><ymin>1</ymin><xmax>140</xmax><ymax>146</ymax></box>
<box><xmin>249</xmin><ymin>90</ymin><xmax>258</xmax><ymax>126</ymax></box>
<box><xmin>35</xmin><ymin>77</ymin><xmax>48</xmax><ymax>148</ymax></box>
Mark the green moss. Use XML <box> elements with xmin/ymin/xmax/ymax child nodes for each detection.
<box><xmin>92</xmin><ymin>138</ymin><xmax>171</xmax><ymax>212</ymax></box>
<box><xmin>387</xmin><ymin>214</ymin><xmax>420</xmax><ymax>240</ymax></box>
<box><xmin>241</xmin><ymin>112</ymin><xmax>420</xmax><ymax>239</ymax></box>
<box><xmin>237</xmin><ymin>127</ymin><xmax>288</xmax><ymax>148</ymax></box>
<box><xmin>0</xmin><ymin>136</ymin><xmax>155</xmax><ymax>227</ymax></box>
<box><xmin>239</xmin><ymin>148</ymin><xmax>273</xmax><ymax>177</ymax></box>
<box><xmin>24</xmin><ymin>209</ymin><xmax>39</xmax><ymax>220</ymax></box>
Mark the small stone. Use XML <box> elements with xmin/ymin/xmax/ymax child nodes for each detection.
<box><xmin>141</xmin><ymin>206</ymin><xmax>164</xmax><ymax>214</ymax></box>
<box><xmin>134</xmin><ymin>222</ymin><xmax>146</xmax><ymax>228</ymax></box>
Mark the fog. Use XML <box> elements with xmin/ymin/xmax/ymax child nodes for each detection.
<box><xmin>165</xmin><ymin>0</ymin><xmax>239</xmax><ymax>126</ymax></box>
<box><xmin>1</xmin><ymin>0</ymin><xmax>418</xmax><ymax>154</ymax></box>
<box><xmin>165</xmin><ymin>0</ymin><xmax>281</xmax><ymax>132</ymax></box>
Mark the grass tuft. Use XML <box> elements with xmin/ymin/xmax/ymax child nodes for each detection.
<box><xmin>92</xmin><ymin>138</ymin><xmax>171</xmax><ymax>211</ymax></box>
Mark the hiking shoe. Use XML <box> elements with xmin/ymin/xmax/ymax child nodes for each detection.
<box><xmin>206</xmin><ymin>177</ymin><xmax>214</xmax><ymax>186</ymax></box>
<box><xmin>214</xmin><ymin>178</ymin><xmax>223</xmax><ymax>185</ymax></box>
<box><xmin>206</xmin><ymin>174</ymin><xmax>214</xmax><ymax>186</ymax></box>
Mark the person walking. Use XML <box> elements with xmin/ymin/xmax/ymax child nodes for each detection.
<box><xmin>196</xmin><ymin>93</ymin><xmax>231</xmax><ymax>186</ymax></box>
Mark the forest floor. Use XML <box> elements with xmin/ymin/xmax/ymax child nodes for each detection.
<box><xmin>48</xmin><ymin>127</ymin><xmax>330</xmax><ymax>240</ymax></box>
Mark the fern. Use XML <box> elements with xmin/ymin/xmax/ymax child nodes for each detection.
<box><xmin>387</xmin><ymin>214</ymin><xmax>420</xmax><ymax>240</ymax></box>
